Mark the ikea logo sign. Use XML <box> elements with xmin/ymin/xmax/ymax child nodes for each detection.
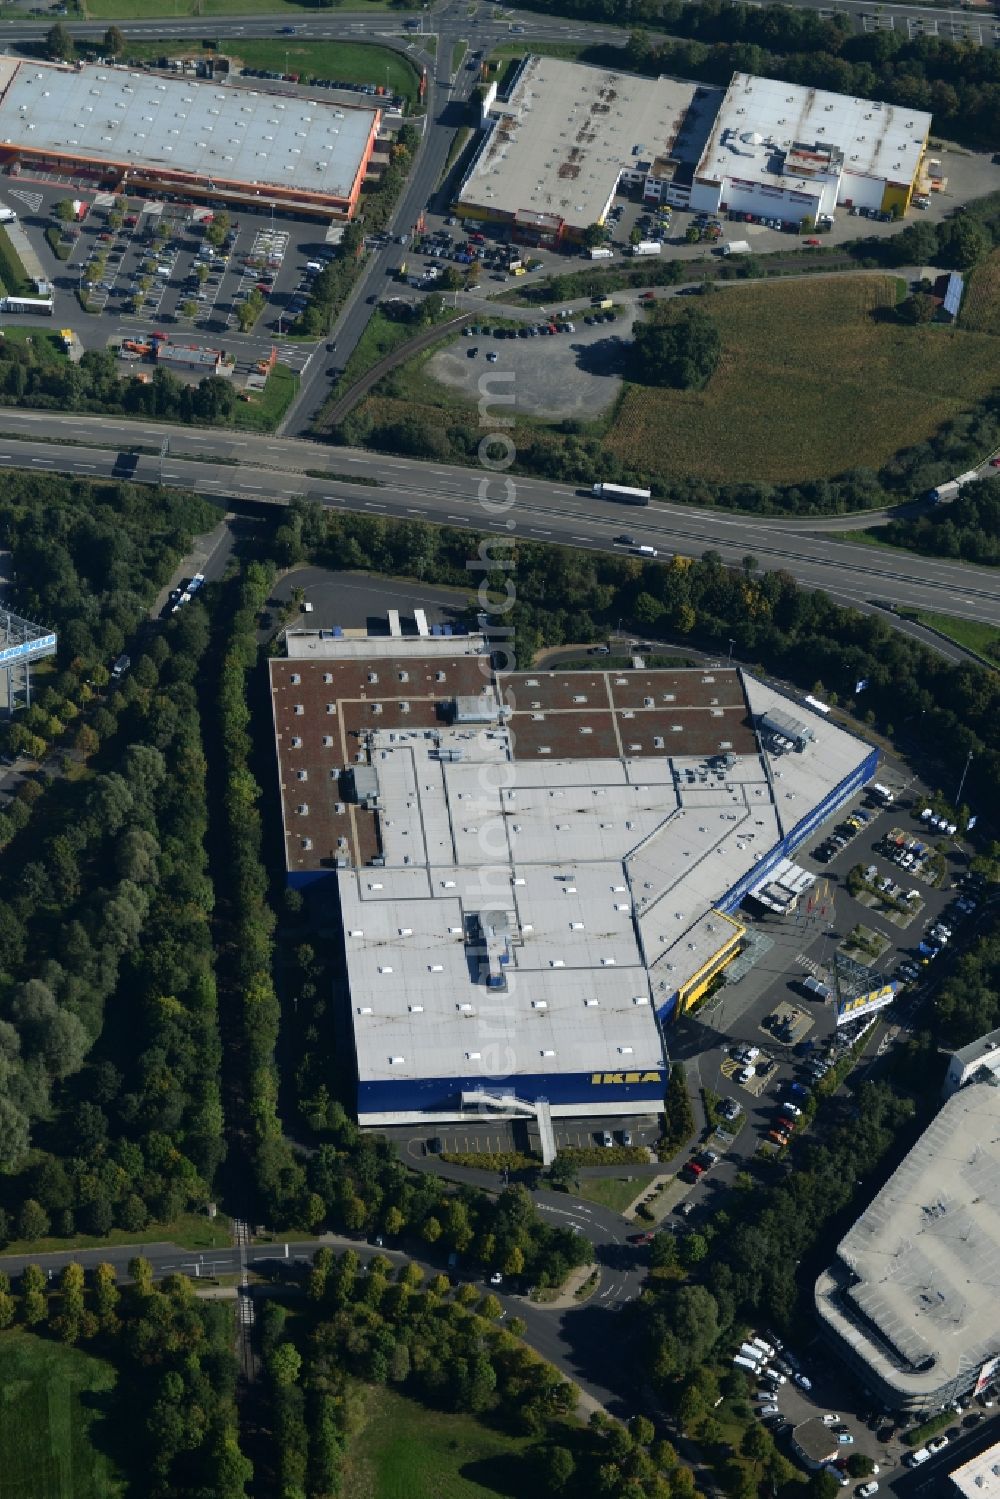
<box><xmin>591</xmin><ymin>1071</ymin><xmax>662</xmax><ymax>1086</ymax></box>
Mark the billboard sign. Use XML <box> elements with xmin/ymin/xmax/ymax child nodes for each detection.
<box><xmin>835</xmin><ymin>981</ymin><xmax>898</xmax><ymax>1027</ymax></box>
<box><xmin>975</xmin><ymin>1354</ymin><xmax>1000</xmax><ymax>1397</ymax></box>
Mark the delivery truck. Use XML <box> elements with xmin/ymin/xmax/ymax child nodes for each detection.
<box><xmin>592</xmin><ymin>482</ymin><xmax>651</xmax><ymax>505</ymax></box>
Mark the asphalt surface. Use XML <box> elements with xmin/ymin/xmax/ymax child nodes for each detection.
<box><xmin>0</xmin><ymin>1178</ymin><xmax>648</xmax><ymax>1417</ymax></box>
<box><xmin>0</xmin><ymin>411</ymin><xmax>997</xmax><ymax>635</ymax></box>
<box><xmin>0</xmin><ymin>0</ymin><xmax>995</xmax><ymax>53</ymax></box>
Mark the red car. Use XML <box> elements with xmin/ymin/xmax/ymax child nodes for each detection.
<box><xmin>804</xmin><ymin>237</ymin><xmax>821</xmax><ymax>246</ymax></box>
<box><xmin>640</xmin><ymin>290</ymin><xmax>656</xmax><ymax>301</ymax></box>
<box><xmin>776</xmin><ymin>1116</ymin><xmax>797</xmax><ymax>1133</ymax></box>
<box><xmin>627</xmin><ymin>1231</ymin><xmax>655</xmax><ymax>1245</ymax></box>
<box><xmin>990</xmin><ymin>457</ymin><xmax>1000</xmax><ymax>468</ymax></box>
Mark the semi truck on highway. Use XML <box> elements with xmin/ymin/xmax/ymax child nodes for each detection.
<box><xmin>592</xmin><ymin>482</ymin><xmax>651</xmax><ymax>505</ymax></box>
<box><xmin>929</xmin><ymin>470</ymin><xmax>979</xmax><ymax>503</ymax></box>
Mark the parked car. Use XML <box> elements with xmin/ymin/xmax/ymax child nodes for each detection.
<box><xmin>838</xmin><ymin>1433</ymin><xmax>854</xmax><ymax>1445</ymax></box>
<box><xmin>794</xmin><ymin>1373</ymin><xmax>812</xmax><ymax>1391</ymax></box>
<box><xmin>759</xmin><ymin>1404</ymin><xmax>779</xmax><ymax>1417</ymax></box>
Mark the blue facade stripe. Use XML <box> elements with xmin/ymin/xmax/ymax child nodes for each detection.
<box><xmin>358</xmin><ymin>1068</ymin><xmax>666</xmax><ymax>1116</ymax></box>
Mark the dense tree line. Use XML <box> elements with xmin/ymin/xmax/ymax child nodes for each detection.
<box><xmin>875</xmin><ymin>479</ymin><xmax>1000</xmax><ymax>566</ymax></box>
<box><xmin>307</xmin><ymin>507</ymin><xmax>1000</xmax><ymax>807</ymax></box>
<box><xmin>506</xmin><ymin>0</ymin><xmax>1000</xmax><ymax>148</ymax></box>
<box><xmin>213</xmin><ymin>560</ymin><xmax>291</xmax><ymax>1217</ymax></box>
<box><xmin>253</xmin><ymin>1247</ymin><xmax>697</xmax><ymax>1499</ymax></box>
<box><xmin>0</xmin><ymin>477</ymin><xmax>225</xmax><ymax>1244</ymax></box>
<box><xmin>3</xmin><ymin>1262</ymin><xmax>250</xmax><ymax>1498</ymax></box>
<box><xmin>292</xmin><ymin>124</ymin><xmax>420</xmax><ymax>339</ymax></box>
<box><xmin>0</xmin><ymin>342</ymin><xmax>241</xmax><ymax>426</ymax></box>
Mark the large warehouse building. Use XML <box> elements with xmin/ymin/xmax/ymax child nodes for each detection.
<box><xmin>457</xmin><ymin>55</ymin><xmax>931</xmax><ymax>238</ymax></box>
<box><xmin>0</xmin><ymin>57</ymin><xmax>380</xmax><ymax>218</ymax></box>
<box><xmin>269</xmin><ymin>625</ymin><xmax>877</xmax><ymax>1134</ymax></box>
<box><xmin>815</xmin><ymin>1081</ymin><xmax>1000</xmax><ymax>1416</ymax></box>
<box><xmin>689</xmin><ymin>71</ymin><xmax>931</xmax><ymax>222</ymax></box>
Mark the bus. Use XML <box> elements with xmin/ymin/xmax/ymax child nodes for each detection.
<box><xmin>1</xmin><ymin>296</ymin><xmax>54</xmax><ymax>315</ymax></box>
<box><xmin>592</xmin><ymin>482</ymin><xmax>651</xmax><ymax>505</ymax></box>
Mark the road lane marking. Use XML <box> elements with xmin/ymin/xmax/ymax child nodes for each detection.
<box><xmin>530</xmin><ymin>528</ymin><xmax>551</xmax><ymax>535</ymax></box>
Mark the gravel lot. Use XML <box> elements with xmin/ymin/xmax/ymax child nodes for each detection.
<box><xmin>426</xmin><ymin>320</ymin><xmax>631</xmax><ymax>421</ymax></box>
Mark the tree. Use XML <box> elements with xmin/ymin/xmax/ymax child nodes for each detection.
<box><xmin>900</xmin><ymin>291</ymin><xmax>937</xmax><ymax>324</ymax></box>
<box><xmin>55</xmin><ymin>199</ymin><xmax>77</xmax><ymax>224</ymax></box>
<box><xmin>846</xmin><ymin>1453</ymin><xmax>876</xmax><ymax>1478</ymax></box>
<box><xmin>631</xmin><ymin>309</ymin><xmax>721</xmax><ymax>391</ymax></box>
<box><xmin>583</xmin><ymin>222</ymin><xmax>607</xmax><ymax>249</ymax></box>
<box><xmin>103</xmin><ymin>25</ymin><xmax>126</xmax><ymax>58</ymax></box>
<box><xmin>547</xmin><ymin>1154</ymin><xmax>580</xmax><ymax>1191</ymax></box>
<box><xmin>807</xmin><ymin>1472</ymin><xmax>841</xmax><ymax>1499</ymax></box>
<box><xmin>544</xmin><ymin>1445</ymin><xmax>576</xmax><ymax>1490</ymax></box>
<box><xmin>938</xmin><ymin>214</ymin><xmax>990</xmax><ymax>270</ymax></box>
<box><xmin>21</xmin><ymin>1263</ymin><xmax>47</xmax><ymax>1326</ymax></box>
<box><xmin>46</xmin><ymin>22</ymin><xmax>75</xmax><ymax>61</ymax></box>
<box><xmin>269</xmin><ymin>1342</ymin><xmax>302</xmax><ymax>1387</ymax></box>
<box><xmin>16</xmin><ymin>1198</ymin><xmax>50</xmax><ymax>1243</ymax></box>
<box><xmin>630</xmin><ymin>1414</ymin><xmax>656</xmax><ymax>1447</ymax></box>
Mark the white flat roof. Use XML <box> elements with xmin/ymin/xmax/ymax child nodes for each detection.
<box><xmin>697</xmin><ymin>71</ymin><xmax>930</xmax><ymax>191</ymax></box>
<box><xmin>288</xmin><ymin>651</ymin><xmax>874</xmax><ymax>1094</ymax></box>
<box><xmin>951</xmin><ymin>1441</ymin><xmax>1000</xmax><ymax>1498</ymax></box>
<box><xmin>0</xmin><ymin>60</ymin><xmax>377</xmax><ymax>200</ymax></box>
<box><xmin>460</xmin><ymin>55</ymin><xmax>697</xmax><ymax>229</ymax></box>
<box><xmin>817</xmin><ymin>1083</ymin><xmax>1000</xmax><ymax>1399</ymax></box>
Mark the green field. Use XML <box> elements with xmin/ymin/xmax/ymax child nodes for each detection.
<box><xmin>7</xmin><ymin>1208</ymin><xmax>232</xmax><ymax>1255</ymax></box>
<box><xmin>0</xmin><ymin>1333</ymin><xmax>126</xmax><ymax>1499</ymax></box>
<box><xmin>342</xmin><ymin>1387</ymin><xmax>545</xmax><ymax>1499</ymax></box>
<box><xmin>960</xmin><ymin>248</ymin><xmax>1000</xmax><ymax>336</ymax></box>
<box><xmin>573</xmin><ymin>1176</ymin><xmax>643</xmax><ymax>1213</ymax></box>
<box><xmin>113</xmin><ymin>37</ymin><xmax>420</xmax><ymax>103</ymax></box>
<box><xmin>234</xmin><ymin>361</ymin><xmax>298</xmax><ymax>431</ymax></box>
<box><xmin>913</xmin><ymin>610</ymin><xmax>1000</xmax><ymax>663</ymax></box>
<box><xmin>351</xmin><ymin>273</ymin><xmax>1000</xmax><ymax>488</ymax></box>
<box><xmin>604</xmin><ymin>275</ymin><xmax>1000</xmax><ymax>485</ymax></box>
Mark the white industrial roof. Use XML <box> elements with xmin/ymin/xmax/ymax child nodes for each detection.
<box><xmin>817</xmin><ymin>1082</ymin><xmax>1000</xmax><ymax>1399</ymax></box>
<box><xmin>333</xmin><ymin>654</ymin><xmax>874</xmax><ymax>1092</ymax></box>
<box><xmin>951</xmin><ymin>1441</ymin><xmax>1000</xmax><ymax>1499</ymax></box>
<box><xmin>697</xmin><ymin>71</ymin><xmax>930</xmax><ymax>191</ymax></box>
<box><xmin>460</xmin><ymin>55</ymin><xmax>697</xmax><ymax>230</ymax></box>
<box><xmin>0</xmin><ymin>60</ymin><xmax>377</xmax><ymax>199</ymax></box>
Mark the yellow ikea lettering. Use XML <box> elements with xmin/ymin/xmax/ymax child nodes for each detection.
<box><xmin>591</xmin><ymin>1071</ymin><xmax>662</xmax><ymax>1085</ymax></box>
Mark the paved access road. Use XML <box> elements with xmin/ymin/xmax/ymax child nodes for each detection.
<box><xmin>0</xmin><ymin>410</ymin><xmax>997</xmax><ymax>631</ymax></box>
<box><xmin>0</xmin><ymin>1181</ymin><xmax>649</xmax><ymax>1418</ymax></box>
<box><xmin>0</xmin><ymin>0</ymin><xmax>995</xmax><ymax>52</ymax></box>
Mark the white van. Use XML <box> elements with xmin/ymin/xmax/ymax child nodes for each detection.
<box><xmin>306</xmin><ymin>260</ymin><xmax>323</xmax><ymax>273</ymax></box>
<box><xmin>751</xmin><ymin>1337</ymin><xmax>775</xmax><ymax>1359</ymax></box>
<box><xmin>733</xmin><ymin>1355</ymin><xmax>762</xmax><ymax>1374</ymax></box>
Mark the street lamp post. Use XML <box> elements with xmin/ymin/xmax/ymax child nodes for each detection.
<box><xmin>728</xmin><ymin>638</ymin><xmax>736</xmax><ymax>663</ymax></box>
<box><xmin>955</xmin><ymin>748</ymin><xmax>973</xmax><ymax>808</ymax></box>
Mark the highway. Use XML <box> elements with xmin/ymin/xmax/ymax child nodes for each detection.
<box><xmin>1</xmin><ymin>410</ymin><xmax>997</xmax><ymax>630</ymax></box>
<box><xmin>0</xmin><ymin>0</ymin><xmax>995</xmax><ymax>52</ymax></box>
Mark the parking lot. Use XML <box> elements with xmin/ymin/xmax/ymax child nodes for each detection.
<box><xmin>65</xmin><ymin>194</ymin><xmax>334</xmax><ymax>347</ymax></box>
<box><xmin>427</xmin><ymin>311</ymin><xmax>628</xmax><ymax>420</ymax></box>
<box><xmin>0</xmin><ymin>178</ymin><xmax>332</xmax><ymax>373</ymax></box>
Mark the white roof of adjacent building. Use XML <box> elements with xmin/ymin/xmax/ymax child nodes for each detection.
<box><xmin>951</xmin><ymin>1441</ymin><xmax>1000</xmax><ymax>1498</ymax></box>
<box><xmin>460</xmin><ymin>55</ymin><xmax>697</xmax><ymax>229</ymax></box>
<box><xmin>816</xmin><ymin>1082</ymin><xmax>1000</xmax><ymax>1401</ymax></box>
<box><xmin>0</xmin><ymin>60</ymin><xmax>377</xmax><ymax>199</ymax></box>
<box><xmin>273</xmin><ymin>644</ymin><xmax>875</xmax><ymax>1094</ymax></box>
<box><xmin>697</xmin><ymin>71</ymin><xmax>930</xmax><ymax>191</ymax></box>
